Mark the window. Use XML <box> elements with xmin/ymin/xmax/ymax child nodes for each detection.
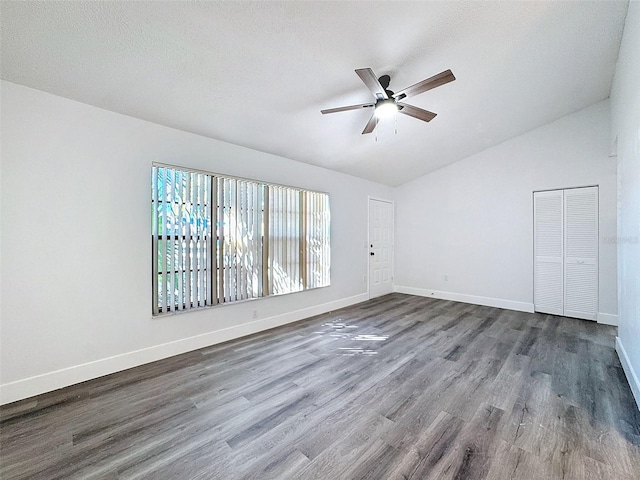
<box><xmin>151</xmin><ymin>165</ymin><xmax>330</xmax><ymax>315</ymax></box>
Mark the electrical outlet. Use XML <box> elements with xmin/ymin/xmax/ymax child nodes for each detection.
<box><xmin>444</xmin><ymin>275</ymin><xmax>449</xmax><ymax>281</ymax></box>
<box><xmin>252</xmin><ymin>309</ymin><xmax>258</xmax><ymax>319</ymax></box>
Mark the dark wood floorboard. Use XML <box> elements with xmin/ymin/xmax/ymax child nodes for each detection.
<box><xmin>1</xmin><ymin>294</ymin><xmax>639</xmax><ymax>479</ymax></box>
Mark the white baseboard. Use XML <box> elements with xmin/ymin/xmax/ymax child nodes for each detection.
<box><xmin>394</xmin><ymin>285</ymin><xmax>535</xmax><ymax>313</ymax></box>
<box><xmin>0</xmin><ymin>293</ymin><xmax>368</xmax><ymax>405</ymax></box>
<box><xmin>616</xmin><ymin>337</ymin><xmax>640</xmax><ymax>413</ymax></box>
<box><xmin>597</xmin><ymin>312</ymin><xmax>618</xmax><ymax>326</ymax></box>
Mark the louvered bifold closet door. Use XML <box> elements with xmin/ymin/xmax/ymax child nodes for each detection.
<box><xmin>534</xmin><ymin>190</ymin><xmax>564</xmax><ymax>315</ymax></box>
<box><xmin>563</xmin><ymin>187</ymin><xmax>598</xmax><ymax>320</ymax></box>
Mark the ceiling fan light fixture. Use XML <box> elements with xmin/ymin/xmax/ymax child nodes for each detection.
<box><xmin>375</xmin><ymin>99</ymin><xmax>398</xmax><ymax>119</ymax></box>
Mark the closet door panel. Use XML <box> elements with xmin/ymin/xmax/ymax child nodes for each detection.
<box><xmin>564</xmin><ymin>187</ymin><xmax>598</xmax><ymax>320</ymax></box>
<box><xmin>534</xmin><ymin>190</ymin><xmax>564</xmax><ymax>315</ymax></box>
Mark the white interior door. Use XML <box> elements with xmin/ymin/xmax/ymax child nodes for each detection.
<box><xmin>534</xmin><ymin>190</ymin><xmax>564</xmax><ymax>315</ymax></box>
<box><xmin>563</xmin><ymin>186</ymin><xmax>598</xmax><ymax>320</ymax></box>
<box><xmin>368</xmin><ymin>198</ymin><xmax>394</xmax><ymax>298</ymax></box>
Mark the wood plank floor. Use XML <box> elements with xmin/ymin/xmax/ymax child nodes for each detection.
<box><xmin>1</xmin><ymin>294</ymin><xmax>639</xmax><ymax>479</ymax></box>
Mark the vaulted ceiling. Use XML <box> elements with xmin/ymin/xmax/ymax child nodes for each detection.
<box><xmin>0</xmin><ymin>1</ymin><xmax>628</xmax><ymax>186</ymax></box>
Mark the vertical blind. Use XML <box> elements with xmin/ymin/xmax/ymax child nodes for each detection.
<box><xmin>152</xmin><ymin>165</ymin><xmax>330</xmax><ymax>315</ymax></box>
<box><xmin>268</xmin><ymin>185</ymin><xmax>302</xmax><ymax>295</ymax></box>
<box><xmin>304</xmin><ymin>190</ymin><xmax>331</xmax><ymax>289</ymax></box>
<box><xmin>152</xmin><ymin>168</ymin><xmax>213</xmax><ymax>315</ymax></box>
<box><xmin>218</xmin><ymin>177</ymin><xmax>265</xmax><ymax>304</ymax></box>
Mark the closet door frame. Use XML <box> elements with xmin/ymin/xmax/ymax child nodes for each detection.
<box><xmin>533</xmin><ymin>185</ymin><xmax>599</xmax><ymax>320</ymax></box>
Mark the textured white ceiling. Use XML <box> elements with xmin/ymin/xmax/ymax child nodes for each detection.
<box><xmin>0</xmin><ymin>1</ymin><xmax>628</xmax><ymax>186</ymax></box>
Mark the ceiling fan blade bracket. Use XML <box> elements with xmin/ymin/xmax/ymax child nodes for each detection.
<box><xmin>321</xmin><ymin>103</ymin><xmax>374</xmax><ymax>114</ymax></box>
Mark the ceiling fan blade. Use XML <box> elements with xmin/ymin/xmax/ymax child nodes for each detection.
<box><xmin>321</xmin><ymin>103</ymin><xmax>374</xmax><ymax>114</ymax></box>
<box><xmin>394</xmin><ymin>69</ymin><xmax>455</xmax><ymax>101</ymax></box>
<box><xmin>355</xmin><ymin>68</ymin><xmax>388</xmax><ymax>100</ymax></box>
<box><xmin>397</xmin><ymin>103</ymin><xmax>437</xmax><ymax>122</ymax></box>
<box><xmin>362</xmin><ymin>113</ymin><xmax>378</xmax><ymax>134</ymax></box>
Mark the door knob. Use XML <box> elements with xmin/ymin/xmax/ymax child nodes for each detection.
<box><xmin>370</xmin><ymin>252</ymin><xmax>375</xmax><ymax>256</ymax></box>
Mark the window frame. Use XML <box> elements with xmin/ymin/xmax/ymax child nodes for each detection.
<box><xmin>151</xmin><ymin>163</ymin><xmax>331</xmax><ymax>316</ymax></box>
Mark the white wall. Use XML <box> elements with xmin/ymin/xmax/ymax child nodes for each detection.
<box><xmin>0</xmin><ymin>81</ymin><xmax>393</xmax><ymax>404</ymax></box>
<box><xmin>394</xmin><ymin>100</ymin><xmax>617</xmax><ymax>320</ymax></box>
<box><xmin>2</xmin><ymin>55</ymin><xmax>634</xmax><ymax>406</ymax></box>
<box><xmin>610</xmin><ymin>0</ymin><xmax>640</xmax><ymax>410</ymax></box>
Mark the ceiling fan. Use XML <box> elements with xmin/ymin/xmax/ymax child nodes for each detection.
<box><xmin>321</xmin><ymin>68</ymin><xmax>455</xmax><ymax>134</ymax></box>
